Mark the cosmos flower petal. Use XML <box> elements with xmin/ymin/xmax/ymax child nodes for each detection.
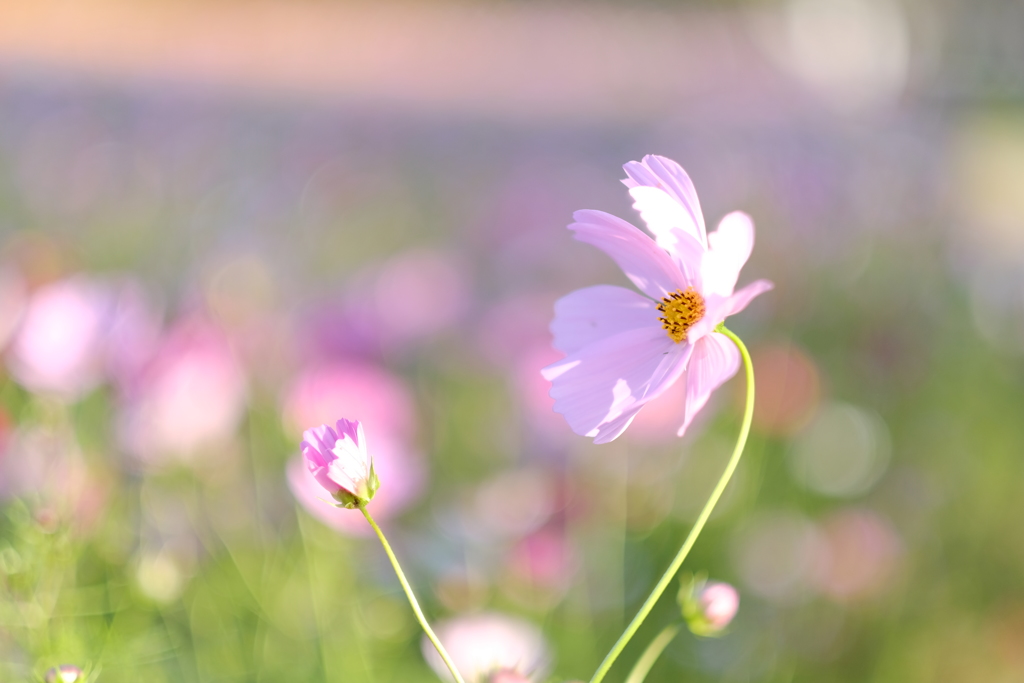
<box><xmin>628</xmin><ymin>186</ymin><xmax>706</xmax><ymax>257</ymax></box>
<box><xmin>301</xmin><ymin>418</ymin><xmax>376</xmax><ymax>505</ymax></box>
<box><xmin>622</xmin><ymin>154</ymin><xmax>707</xmax><ymax>247</ymax></box>
<box><xmin>542</xmin><ymin>327</ymin><xmax>690</xmax><ymax>442</ymax></box>
<box><xmin>550</xmin><ymin>285</ymin><xmax>661</xmax><ymax>355</ymax></box>
<box><xmin>718</xmin><ymin>279</ymin><xmax>774</xmax><ymax>319</ymax></box>
<box><xmin>569</xmin><ymin>209</ymin><xmax>686</xmax><ymax>299</ymax></box>
<box><xmin>703</xmin><ymin>211</ymin><xmax>755</xmax><ymax>297</ymax></box>
<box><xmin>302</xmin><ymin>424</ymin><xmax>337</xmax><ymax>468</ymax></box>
<box><xmin>678</xmin><ymin>332</ymin><xmax>741</xmax><ymax>437</ymax></box>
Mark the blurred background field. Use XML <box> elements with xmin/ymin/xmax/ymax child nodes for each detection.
<box><xmin>0</xmin><ymin>0</ymin><xmax>1023</xmax><ymax>681</ymax></box>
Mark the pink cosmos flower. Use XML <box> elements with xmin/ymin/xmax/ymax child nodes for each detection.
<box><xmin>300</xmin><ymin>418</ymin><xmax>378</xmax><ymax>508</ymax></box>
<box><xmin>542</xmin><ymin>155</ymin><xmax>773</xmax><ymax>443</ymax></box>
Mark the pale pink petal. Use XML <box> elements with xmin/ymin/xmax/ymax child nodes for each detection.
<box><xmin>550</xmin><ymin>285</ymin><xmax>660</xmax><ymax>355</ymax></box>
<box><xmin>622</xmin><ymin>155</ymin><xmax>707</xmax><ymax>247</ymax></box>
<box><xmin>569</xmin><ymin>210</ymin><xmax>686</xmax><ymax>299</ymax></box>
<box><xmin>665</xmin><ymin>227</ymin><xmax>706</xmax><ymax>292</ymax></box>
<box><xmin>542</xmin><ymin>327</ymin><xmax>690</xmax><ymax>444</ymax></box>
<box><xmin>718</xmin><ymin>279</ymin><xmax>774</xmax><ymax>320</ymax></box>
<box><xmin>687</xmin><ymin>279</ymin><xmax>774</xmax><ymax>341</ymax></box>
<box><xmin>627</xmin><ymin>186</ymin><xmax>703</xmax><ymax>255</ymax></box>
<box><xmin>679</xmin><ymin>332</ymin><xmax>741</xmax><ymax>437</ymax></box>
<box><xmin>703</xmin><ymin>211</ymin><xmax>755</xmax><ymax>297</ymax></box>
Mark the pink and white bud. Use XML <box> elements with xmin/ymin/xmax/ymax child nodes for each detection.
<box><xmin>301</xmin><ymin>418</ymin><xmax>379</xmax><ymax>508</ymax></box>
<box><xmin>696</xmin><ymin>582</ymin><xmax>740</xmax><ymax>631</ymax></box>
<box><xmin>45</xmin><ymin>665</ymin><xmax>84</xmax><ymax>683</ymax></box>
<box><xmin>680</xmin><ymin>575</ymin><xmax>739</xmax><ymax>636</ymax></box>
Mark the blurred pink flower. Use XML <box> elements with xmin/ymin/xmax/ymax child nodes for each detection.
<box><xmin>542</xmin><ymin>155</ymin><xmax>773</xmax><ymax>443</ymax></box>
<box><xmin>0</xmin><ymin>423</ymin><xmax>109</xmax><ymax>534</ymax></box>
<box><xmin>120</xmin><ymin>318</ymin><xmax>247</xmax><ymax>461</ymax></box>
<box><xmin>812</xmin><ymin>508</ymin><xmax>903</xmax><ymax>602</ymax></box>
<box><xmin>488</xmin><ymin>671</ymin><xmax>531</xmax><ymax>683</ymax></box>
<box><xmin>301</xmin><ymin>419</ymin><xmax>378</xmax><ymax>507</ymax></box>
<box><xmin>514</xmin><ymin>344</ymin><xmax>576</xmax><ymax>445</ymax></box>
<box><xmin>475</xmin><ymin>294</ymin><xmax>555</xmax><ymax>368</ymax></box>
<box><xmin>281</xmin><ymin>361</ymin><xmax>416</xmax><ymax>442</ymax></box>
<box><xmin>422</xmin><ymin>612</ymin><xmax>551</xmax><ymax>683</ymax></box>
<box><xmin>503</xmin><ymin>527</ymin><xmax>579</xmax><ymax>609</ymax></box>
<box><xmin>7</xmin><ymin>276</ymin><xmax>113</xmax><ymax>399</ymax></box>
<box><xmin>287</xmin><ymin>434</ymin><xmax>424</xmax><ymax>536</ymax></box>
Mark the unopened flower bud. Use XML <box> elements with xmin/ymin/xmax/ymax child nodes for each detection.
<box><xmin>679</xmin><ymin>574</ymin><xmax>739</xmax><ymax>636</ymax></box>
<box><xmin>301</xmin><ymin>418</ymin><xmax>379</xmax><ymax>508</ymax></box>
<box><xmin>45</xmin><ymin>665</ymin><xmax>84</xmax><ymax>683</ymax></box>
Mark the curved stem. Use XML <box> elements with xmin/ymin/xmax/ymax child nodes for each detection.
<box><xmin>589</xmin><ymin>326</ymin><xmax>755</xmax><ymax>683</ymax></box>
<box><xmin>359</xmin><ymin>505</ymin><xmax>466</xmax><ymax>683</ymax></box>
<box><xmin>624</xmin><ymin>623</ymin><xmax>681</xmax><ymax>683</ymax></box>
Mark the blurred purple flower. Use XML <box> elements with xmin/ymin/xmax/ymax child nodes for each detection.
<box><xmin>104</xmin><ymin>279</ymin><xmax>163</xmax><ymax>394</ymax></box>
<box><xmin>542</xmin><ymin>155</ymin><xmax>773</xmax><ymax>443</ymax></box>
<box><xmin>371</xmin><ymin>248</ymin><xmax>469</xmax><ymax>347</ymax></box>
<box><xmin>300</xmin><ymin>419</ymin><xmax>378</xmax><ymax>508</ymax></box>
<box><xmin>422</xmin><ymin>612</ymin><xmax>551</xmax><ymax>683</ymax></box>
<box><xmin>0</xmin><ymin>265</ymin><xmax>27</xmax><ymax>353</ymax></box>
<box><xmin>287</xmin><ymin>434</ymin><xmax>424</xmax><ymax>535</ymax></box>
<box><xmin>304</xmin><ymin>249</ymin><xmax>470</xmax><ymax>360</ymax></box>
<box><xmin>119</xmin><ymin>318</ymin><xmax>247</xmax><ymax>462</ymax></box>
<box><xmin>7</xmin><ymin>276</ymin><xmax>114</xmax><ymax>399</ymax></box>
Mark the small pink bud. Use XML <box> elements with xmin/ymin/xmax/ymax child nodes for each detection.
<box><xmin>487</xmin><ymin>669</ymin><xmax>531</xmax><ymax>683</ymax></box>
<box><xmin>45</xmin><ymin>665</ymin><xmax>84</xmax><ymax>683</ymax></box>
<box><xmin>679</xmin><ymin>575</ymin><xmax>739</xmax><ymax>636</ymax></box>
<box><xmin>301</xmin><ymin>418</ymin><xmax>379</xmax><ymax>508</ymax></box>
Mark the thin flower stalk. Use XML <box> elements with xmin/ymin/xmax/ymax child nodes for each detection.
<box><xmin>589</xmin><ymin>325</ymin><xmax>755</xmax><ymax>683</ymax></box>
<box><xmin>623</xmin><ymin>623</ymin><xmax>680</xmax><ymax>683</ymax></box>
<box><xmin>358</xmin><ymin>504</ymin><xmax>467</xmax><ymax>683</ymax></box>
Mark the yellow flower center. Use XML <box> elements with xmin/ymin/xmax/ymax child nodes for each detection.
<box><xmin>657</xmin><ymin>287</ymin><xmax>706</xmax><ymax>343</ymax></box>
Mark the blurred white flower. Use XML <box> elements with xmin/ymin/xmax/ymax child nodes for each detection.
<box><xmin>788</xmin><ymin>402</ymin><xmax>890</xmax><ymax>497</ymax></box>
<box><xmin>422</xmin><ymin>612</ymin><xmax>550</xmax><ymax>683</ymax></box>
<box><xmin>7</xmin><ymin>276</ymin><xmax>113</xmax><ymax>399</ymax></box>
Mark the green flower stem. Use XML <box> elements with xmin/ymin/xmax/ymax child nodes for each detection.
<box><xmin>624</xmin><ymin>623</ymin><xmax>681</xmax><ymax>683</ymax></box>
<box><xmin>359</xmin><ymin>504</ymin><xmax>466</xmax><ymax>683</ymax></box>
<box><xmin>589</xmin><ymin>326</ymin><xmax>755</xmax><ymax>683</ymax></box>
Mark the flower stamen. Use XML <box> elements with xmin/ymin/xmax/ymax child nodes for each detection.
<box><xmin>656</xmin><ymin>287</ymin><xmax>705</xmax><ymax>343</ymax></box>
